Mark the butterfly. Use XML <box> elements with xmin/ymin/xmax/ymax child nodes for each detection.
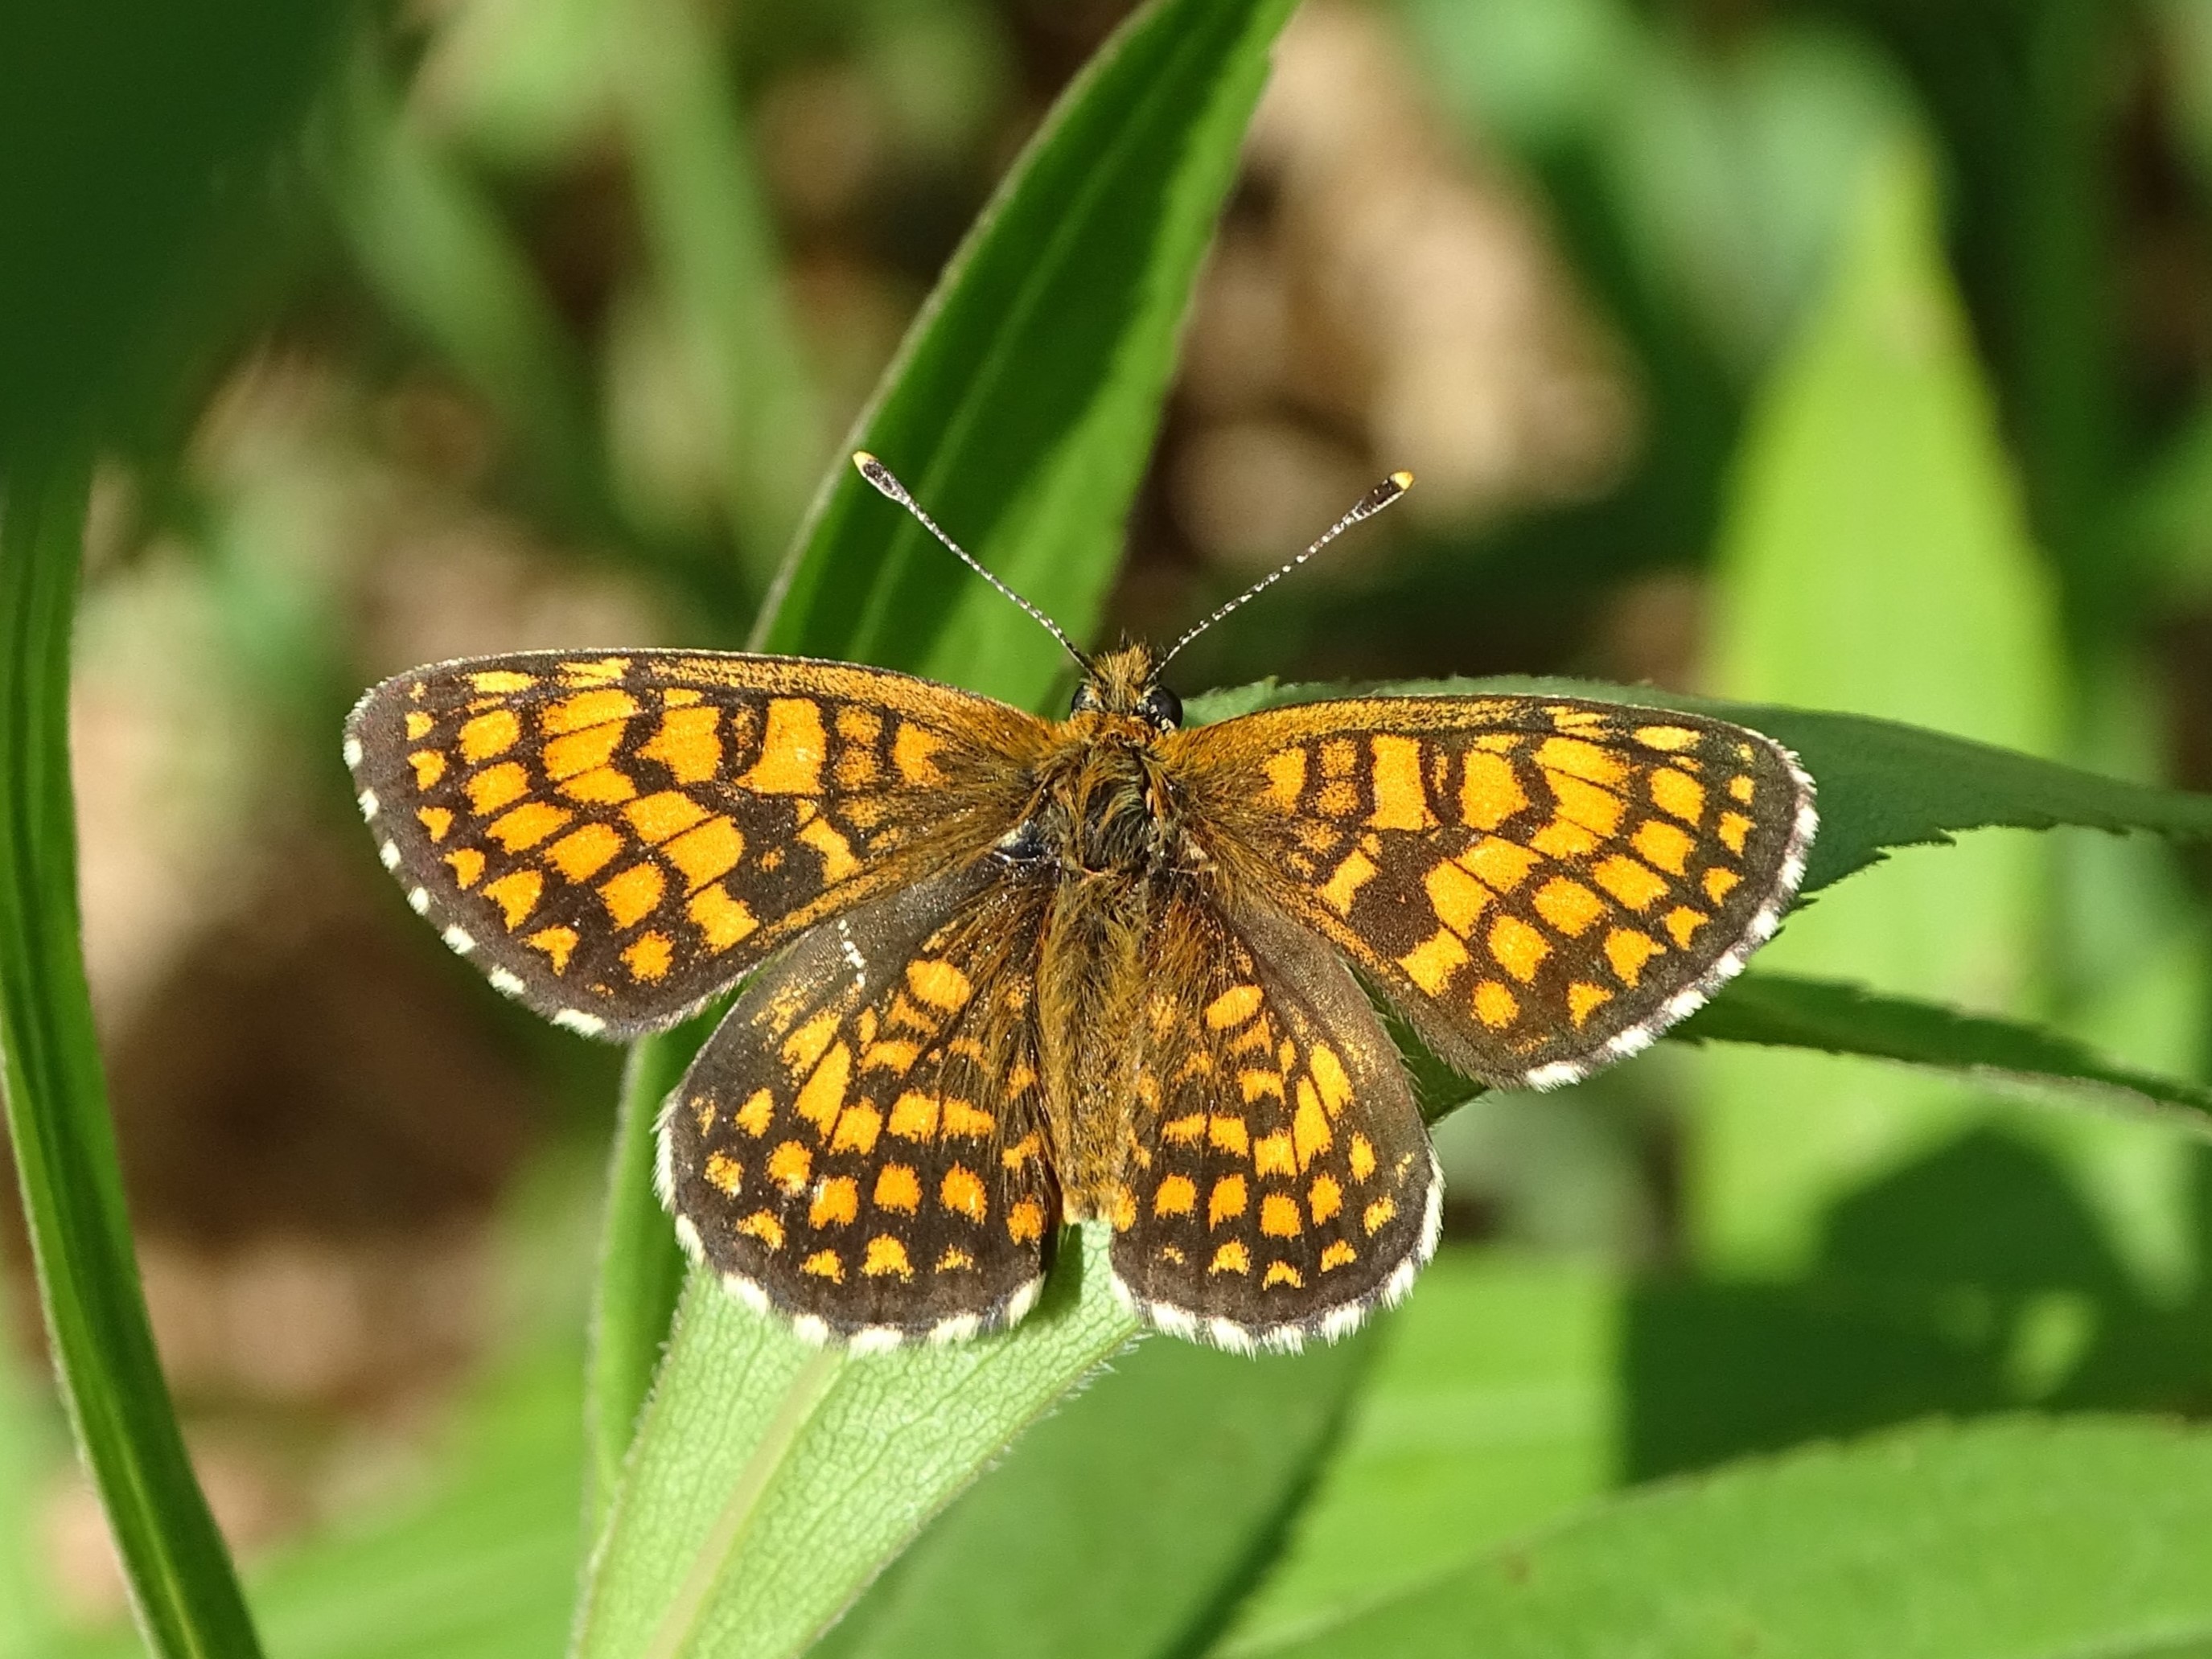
<box><xmin>344</xmin><ymin>454</ymin><xmax>1816</xmax><ymax>1353</ymax></box>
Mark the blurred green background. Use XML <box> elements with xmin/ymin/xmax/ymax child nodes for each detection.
<box><xmin>6</xmin><ymin>0</ymin><xmax>2212</xmax><ymax>1648</ymax></box>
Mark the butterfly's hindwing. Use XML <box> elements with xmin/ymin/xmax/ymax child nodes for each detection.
<box><xmin>1109</xmin><ymin>886</ymin><xmax>1439</xmax><ymax>1350</ymax></box>
<box><xmin>344</xmin><ymin>651</ymin><xmax>1046</xmax><ymax>1037</ymax></box>
<box><xmin>1170</xmin><ymin>695</ymin><xmax>1816</xmax><ymax>1088</ymax></box>
<box><xmin>660</xmin><ymin>860</ymin><xmax>1060</xmax><ymax>1345</ymax></box>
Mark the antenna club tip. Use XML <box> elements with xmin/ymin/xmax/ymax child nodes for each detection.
<box><xmin>1388</xmin><ymin>470</ymin><xmax>1415</xmax><ymax>491</ymax></box>
<box><xmin>852</xmin><ymin>450</ymin><xmax>878</xmax><ymax>472</ymax></box>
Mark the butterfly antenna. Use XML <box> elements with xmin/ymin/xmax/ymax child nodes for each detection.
<box><xmin>853</xmin><ymin>453</ymin><xmax>1091</xmax><ymax>669</ymax></box>
<box><xmin>1158</xmin><ymin>470</ymin><xmax>1415</xmax><ymax>668</ymax></box>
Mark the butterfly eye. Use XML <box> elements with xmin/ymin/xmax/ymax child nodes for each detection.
<box><xmin>1069</xmin><ymin>682</ymin><xmax>1104</xmax><ymax>716</ymax></box>
<box><xmin>1138</xmin><ymin>685</ymin><xmax>1182</xmax><ymax>731</ymax></box>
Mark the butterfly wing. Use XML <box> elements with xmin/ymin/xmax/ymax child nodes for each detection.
<box><xmin>345</xmin><ymin>650</ymin><xmax>1049</xmax><ymax>1038</ymax></box>
<box><xmin>659</xmin><ymin>860</ymin><xmax>1059</xmax><ymax>1346</ymax></box>
<box><xmin>1167</xmin><ymin>695</ymin><xmax>1816</xmax><ymax>1089</ymax></box>
<box><xmin>1108</xmin><ymin>882</ymin><xmax>1439</xmax><ymax>1351</ymax></box>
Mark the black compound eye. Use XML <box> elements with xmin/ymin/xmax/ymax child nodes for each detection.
<box><xmin>1069</xmin><ymin>682</ymin><xmax>1104</xmax><ymax>715</ymax></box>
<box><xmin>1139</xmin><ymin>685</ymin><xmax>1182</xmax><ymax>730</ymax></box>
<box><xmin>993</xmin><ymin>820</ymin><xmax>1050</xmax><ymax>864</ymax></box>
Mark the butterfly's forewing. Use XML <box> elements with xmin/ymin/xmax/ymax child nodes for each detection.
<box><xmin>1109</xmin><ymin>885</ymin><xmax>1438</xmax><ymax>1349</ymax></box>
<box><xmin>345</xmin><ymin>651</ymin><xmax>1048</xmax><ymax>1038</ymax></box>
<box><xmin>1170</xmin><ymin>695</ymin><xmax>1815</xmax><ymax>1089</ymax></box>
<box><xmin>660</xmin><ymin>862</ymin><xmax>1059</xmax><ymax>1345</ymax></box>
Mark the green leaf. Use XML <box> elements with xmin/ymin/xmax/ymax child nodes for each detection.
<box><xmin>1241</xmin><ymin>1416</ymin><xmax>2212</xmax><ymax>1658</ymax></box>
<box><xmin>0</xmin><ymin>466</ymin><xmax>264</xmax><ymax>1657</ymax></box>
<box><xmin>1684</xmin><ymin>971</ymin><xmax>2212</xmax><ymax>1124</ymax></box>
<box><xmin>823</xmin><ymin>1330</ymin><xmax>1375</xmax><ymax>1659</ymax></box>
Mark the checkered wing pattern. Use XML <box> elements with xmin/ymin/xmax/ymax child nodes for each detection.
<box><xmin>344</xmin><ymin>651</ymin><xmax>1046</xmax><ymax>1038</ymax></box>
<box><xmin>659</xmin><ymin>864</ymin><xmax>1059</xmax><ymax>1345</ymax></box>
<box><xmin>1170</xmin><ymin>695</ymin><xmax>1816</xmax><ymax>1090</ymax></box>
<box><xmin>1110</xmin><ymin>887</ymin><xmax>1439</xmax><ymax>1349</ymax></box>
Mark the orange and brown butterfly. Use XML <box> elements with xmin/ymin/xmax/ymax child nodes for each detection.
<box><xmin>344</xmin><ymin>454</ymin><xmax>1815</xmax><ymax>1353</ymax></box>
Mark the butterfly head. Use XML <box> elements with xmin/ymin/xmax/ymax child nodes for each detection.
<box><xmin>1067</xmin><ymin>643</ymin><xmax>1182</xmax><ymax>733</ymax></box>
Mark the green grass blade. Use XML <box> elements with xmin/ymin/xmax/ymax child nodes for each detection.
<box><xmin>1236</xmin><ymin>1417</ymin><xmax>2212</xmax><ymax>1659</ymax></box>
<box><xmin>0</xmin><ymin>462</ymin><xmax>265</xmax><ymax>1657</ymax></box>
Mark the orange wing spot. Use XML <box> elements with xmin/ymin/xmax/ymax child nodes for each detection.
<box><xmin>1153</xmin><ymin>1175</ymin><xmax>1198</xmax><ymax>1218</ymax></box>
<box><xmin>599</xmin><ymin>861</ymin><xmax>665</xmax><ymax>929</ymax></box>
<box><xmin>542</xmin><ymin>688</ymin><xmax>639</xmax><ymax>735</ymax></box>
<box><xmin>1665</xmin><ymin>906</ymin><xmax>1708</xmax><ymax>949</ymax></box>
<box><xmin>489</xmin><ymin>800</ymin><xmax>572</xmax><ymax>852</ymax></box>
<box><xmin>1320</xmin><ymin>1240</ymin><xmax>1358</xmax><ymax>1271</ymax></box>
<box><xmin>1633</xmin><ymin>819</ymin><xmax>1693</xmax><ymax>875</ymax></box>
<box><xmin>1368</xmin><ymin>735</ymin><xmax>1436</xmax><ymax>830</ymax></box>
<box><xmin>662</xmin><ymin>688</ymin><xmax>702</xmax><ymax>707</ymax></box>
<box><xmin>548</xmin><ymin>823</ymin><xmax>624</xmax><ymax>882</ymax></box>
<box><xmin>1592</xmin><ymin>853</ymin><xmax>1667</xmax><ymax>911</ymax></box>
<box><xmin>794</xmin><ymin>1043</ymin><xmax>853</xmax><ymax>1136</ymax></box>
<box><xmin>1162</xmin><ymin>1113</ymin><xmax>1207</xmax><ymax>1146</ymax></box>
<box><xmin>797</xmin><ymin>815</ymin><xmax>861</xmax><ymax>881</ymax></box>
<box><xmin>1315</xmin><ymin>780</ymin><xmax>1360</xmax><ymax>818</ymax></box>
<box><xmin>623</xmin><ymin>931</ymin><xmax>673</xmax><ymax>981</ymax></box>
<box><xmin>1255</xmin><ymin>1132</ymin><xmax>1296</xmax><ymax>1177</ymax></box>
<box><xmin>863</xmin><ymin>1235</ymin><xmax>914</xmax><ymax>1279</ymax></box>
<box><xmin>637</xmin><ymin>705</ymin><xmax>721</xmax><ymax>783</ymax></box>
<box><xmin>1264</xmin><ymin>1261</ymin><xmax>1305</xmax><ymax>1289</ymax></box>
<box><xmin>1604</xmin><ymin>927</ymin><xmax>1664</xmax><ymax>988</ymax></box>
<box><xmin>544</xmin><ymin>721</ymin><xmax>625</xmax><ymax>781</ymax></box>
<box><xmin>557</xmin><ymin>657</ymin><xmax>631</xmax><ymax>685</ymax></box>
<box><xmin>417</xmin><ymin>806</ymin><xmax>454</xmax><ymax>842</ymax></box>
<box><xmin>664</xmin><ymin>817</ymin><xmax>743</xmax><ymax>891</ymax></box>
<box><xmin>1209</xmin><ymin>1115</ymin><xmax>1250</xmax><ymax>1157</ymax></box>
<box><xmin>767</xmin><ymin>1140</ymin><xmax>812</xmax><ymax>1193</ymax></box>
<box><xmin>1348</xmin><ymin>1133</ymin><xmax>1378</xmax><ymax>1182</ymax></box>
<box><xmin>1474</xmin><ymin>979</ymin><xmax>1519</xmax><ymax>1029</ymax></box>
<box><xmin>561</xmin><ymin>766</ymin><xmax>638</xmax><ymax>805</ymax></box>
<box><xmin>742</xmin><ymin>699</ymin><xmax>827</xmax><ymax>794</ymax></box>
<box><xmin>858</xmin><ymin>1039</ymin><xmax>919</xmax><ymax>1075</ymax></box>
<box><xmin>688</xmin><ymin>883</ymin><xmax>759</xmax><ymax>951</ymax></box>
<box><xmin>1717</xmin><ymin>811</ymin><xmax>1754</xmax><ymax>854</ymax></box>
<box><xmin>1400</xmin><ymin>930</ymin><xmax>1471</xmax><ymax>996</ymax></box>
<box><xmin>829</xmin><ymin>1107</ymin><xmax>882</xmax><ymax>1159</ymax></box>
<box><xmin>940</xmin><ymin>1099</ymin><xmax>994</xmax><ymax>1139</ymax></box>
<box><xmin>1635</xmin><ymin>724</ymin><xmax>1700</xmax><ymax>752</ymax></box>
<box><xmin>1462</xmin><ymin>837</ymin><xmax>1540</xmax><ymax>893</ymax></box>
<box><xmin>405</xmin><ymin>710</ymin><xmax>435</xmax><ymax>740</ymax></box>
<box><xmin>888</xmin><ymin>1092</ymin><xmax>939</xmax><ymax>1140</ymax></box>
<box><xmin>1308</xmin><ymin>1173</ymin><xmax>1343</xmax><ymax>1225</ymax></box>
<box><xmin>939</xmin><ymin>1165</ymin><xmax>988</xmax><ymax>1222</ymax></box>
<box><xmin>1546</xmin><ymin>705</ymin><xmax>1607</xmax><ymax>733</ymax></box>
<box><xmin>1007</xmin><ymin>1198</ymin><xmax>1046</xmax><ymax>1244</ymax></box>
<box><xmin>1311</xmin><ymin>1044</ymin><xmax>1352</xmax><ymax>1114</ymax></box>
<box><xmin>1262</xmin><ymin>748</ymin><xmax>1307</xmax><ymax>811</ymax></box>
<box><xmin>1487</xmin><ymin>914</ymin><xmax>1551</xmax><ymax>983</ymax></box>
<box><xmin>1208</xmin><ymin>1174</ymin><xmax>1248</xmax><ymax>1227</ymax></box>
<box><xmin>1548</xmin><ymin>773</ymin><xmax>1626</xmax><ymax>838</ymax></box>
<box><xmin>1108</xmin><ymin>1185</ymin><xmax>1137</xmax><ymax>1230</ymax></box>
<box><xmin>1536</xmin><ymin>736</ymin><xmax>1627</xmax><ymax>787</ymax></box>
<box><xmin>409</xmin><ymin>749</ymin><xmax>448</xmax><ymax>790</ymax></box>
<box><xmin>1209</xmin><ymin>1241</ymin><xmax>1252</xmax><ymax>1276</ymax></box>
<box><xmin>704</xmin><ymin>1152</ymin><xmax>742</xmax><ymax>1196</ymax></box>
<box><xmin>1240</xmin><ymin>1069</ymin><xmax>1285</xmax><ymax>1104</ymax></box>
<box><xmin>460</xmin><ymin>708</ymin><xmax>520</xmax><ymax>762</ymax></box>
<box><xmin>836</xmin><ymin>745</ymin><xmax>879</xmax><ymax>789</ymax></box>
<box><xmin>625</xmin><ymin>790</ymin><xmax>708</xmax><ymax>845</ymax></box>
<box><xmin>738</xmin><ymin>1210</ymin><xmax>784</xmax><ymax>1250</ymax></box>
<box><xmin>1651</xmin><ymin>768</ymin><xmax>1704</xmax><ymax>825</ymax></box>
<box><xmin>1530</xmin><ymin>817</ymin><xmax>1600</xmax><ymax>860</ymax></box>
<box><xmin>891</xmin><ymin>721</ymin><xmax>948</xmax><ymax>786</ymax></box>
<box><xmin>1293</xmin><ymin>1082</ymin><xmax>1332</xmax><ymax>1169</ymax></box>
<box><xmin>526</xmin><ymin>926</ymin><xmax>578</xmax><ymax>974</ymax></box>
<box><xmin>835</xmin><ymin>705</ymin><xmax>882</xmax><ymax>745</ymax></box>
<box><xmin>445</xmin><ymin>848</ymin><xmax>486</xmax><ymax>889</ymax></box>
<box><xmin>1704</xmin><ymin>866</ymin><xmax>1742</xmax><ymax>904</ymax></box>
<box><xmin>936</xmin><ymin>1246</ymin><xmax>976</xmax><ymax>1272</ymax></box>
<box><xmin>1363</xmin><ymin>1197</ymin><xmax>1398</xmax><ymax>1235</ymax></box>
<box><xmin>1728</xmin><ymin>774</ymin><xmax>1757</xmax><ymax>803</ymax></box>
<box><xmin>465</xmin><ymin>762</ymin><xmax>527</xmax><ymax>817</ymax></box>
<box><xmin>810</xmin><ymin>1176</ymin><xmax>858</xmax><ymax>1229</ymax></box>
<box><xmin>780</xmin><ymin>1009</ymin><xmax>838</xmax><ymax>1074</ymax></box>
<box><xmin>1425</xmin><ymin>860</ymin><xmax>1492</xmax><ymax>936</ymax></box>
<box><xmin>874</xmin><ymin>1164</ymin><xmax>922</xmax><ymax>1213</ymax></box>
<box><xmin>1204</xmin><ymin>984</ymin><xmax>1263</xmax><ymax>1029</ymax></box>
<box><xmin>1007</xmin><ymin>1059</ymin><xmax>1038</xmax><ymax>1094</ymax></box>
<box><xmin>469</xmin><ymin>669</ymin><xmax>536</xmax><ymax>695</ymax></box>
<box><xmin>1319</xmin><ymin>737</ymin><xmax>1359</xmax><ymax>778</ymax></box>
<box><xmin>735</xmin><ymin>1088</ymin><xmax>774</xmax><ymax>1137</ymax></box>
<box><xmin>1318</xmin><ymin>848</ymin><xmax>1379</xmax><ymax>915</ymax></box>
<box><xmin>801</xmin><ymin>1250</ymin><xmax>844</xmax><ymax>1283</ymax></box>
<box><xmin>481</xmin><ymin>869</ymin><xmax>542</xmax><ymax>930</ymax></box>
<box><xmin>1002</xmin><ymin>1132</ymin><xmax>1043</xmax><ymax>1171</ymax></box>
<box><xmin>1533</xmin><ymin>877</ymin><xmax>1606</xmax><ymax>938</ymax></box>
<box><xmin>1260</xmin><ymin>1193</ymin><xmax>1302</xmax><ymax>1238</ymax></box>
<box><xmin>906</xmin><ymin>958</ymin><xmax>972</xmax><ymax>1010</ymax></box>
<box><xmin>1568</xmin><ymin>981</ymin><xmax>1614</xmax><ymax>1026</ymax></box>
<box><xmin>1459</xmin><ymin>750</ymin><xmax>1528</xmax><ymax>830</ymax></box>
